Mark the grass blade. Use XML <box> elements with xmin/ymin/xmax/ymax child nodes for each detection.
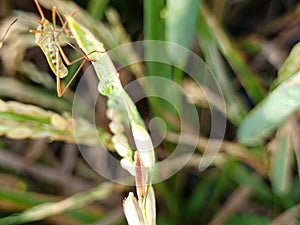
<box><xmin>238</xmin><ymin>70</ymin><xmax>300</xmax><ymax>145</ymax></box>
<box><xmin>197</xmin><ymin>11</ymin><xmax>248</xmax><ymax>125</ymax></box>
<box><xmin>165</xmin><ymin>0</ymin><xmax>200</xmax><ymax>65</ymax></box>
<box><xmin>272</xmin><ymin>42</ymin><xmax>300</xmax><ymax>89</ymax></box>
<box><xmin>201</xmin><ymin>5</ymin><xmax>265</xmax><ymax>104</ymax></box>
<box><xmin>0</xmin><ymin>183</ymin><xmax>112</xmax><ymax>225</ymax></box>
<box><xmin>87</xmin><ymin>0</ymin><xmax>110</xmax><ymax>20</ymax></box>
<box><xmin>269</xmin><ymin>118</ymin><xmax>293</xmax><ymax>195</ymax></box>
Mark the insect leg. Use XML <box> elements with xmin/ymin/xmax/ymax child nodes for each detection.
<box><xmin>56</xmin><ymin>45</ymin><xmax>105</xmax><ymax>97</ymax></box>
<box><xmin>52</xmin><ymin>6</ymin><xmax>58</xmax><ymax>30</ymax></box>
<box><xmin>58</xmin><ymin>43</ymin><xmax>91</xmax><ymax>66</ymax></box>
<box><xmin>58</xmin><ymin>58</ymin><xmax>87</xmax><ymax>97</ymax></box>
<box><xmin>34</xmin><ymin>0</ymin><xmax>46</xmax><ymax>20</ymax></box>
<box><xmin>55</xmin><ymin>48</ymin><xmax>64</xmax><ymax>97</ymax></box>
<box><xmin>59</xmin><ymin>11</ymin><xmax>78</xmax><ymax>37</ymax></box>
<box><xmin>58</xmin><ymin>36</ymin><xmax>106</xmax><ymax>66</ymax></box>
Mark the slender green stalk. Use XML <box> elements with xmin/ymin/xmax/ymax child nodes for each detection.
<box><xmin>197</xmin><ymin>14</ymin><xmax>248</xmax><ymax>125</ymax></box>
<box><xmin>144</xmin><ymin>0</ymin><xmax>165</xmax><ymax>41</ymax></box>
<box><xmin>87</xmin><ymin>0</ymin><xmax>110</xmax><ymax>20</ymax></box>
<box><xmin>201</xmin><ymin>5</ymin><xmax>265</xmax><ymax>104</ymax></box>
<box><xmin>165</xmin><ymin>0</ymin><xmax>200</xmax><ymax>65</ymax></box>
<box><xmin>68</xmin><ymin>16</ymin><xmax>156</xmax><ymax>225</ymax></box>
<box><xmin>0</xmin><ymin>183</ymin><xmax>112</xmax><ymax>225</ymax></box>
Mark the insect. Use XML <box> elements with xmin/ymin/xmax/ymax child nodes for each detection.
<box><xmin>0</xmin><ymin>0</ymin><xmax>94</xmax><ymax>97</ymax></box>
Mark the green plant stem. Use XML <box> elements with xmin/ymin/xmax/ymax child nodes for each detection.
<box><xmin>87</xmin><ymin>0</ymin><xmax>110</xmax><ymax>20</ymax></box>
<box><xmin>201</xmin><ymin>4</ymin><xmax>265</xmax><ymax>104</ymax></box>
<box><xmin>0</xmin><ymin>183</ymin><xmax>112</xmax><ymax>225</ymax></box>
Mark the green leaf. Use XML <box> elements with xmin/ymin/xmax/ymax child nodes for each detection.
<box><xmin>67</xmin><ymin>17</ymin><xmax>119</xmax><ymax>96</ymax></box>
<box><xmin>70</xmin><ymin>16</ymin><xmax>148</xmax><ymax>125</ymax></box>
<box><xmin>0</xmin><ymin>183</ymin><xmax>112</xmax><ymax>225</ymax></box>
<box><xmin>200</xmin><ymin>5</ymin><xmax>265</xmax><ymax>104</ymax></box>
<box><xmin>87</xmin><ymin>0</ymin><xmax>110</xmax><ymax>20</ymax></box>
<box><xmin>231</xmin><ymin>165</ymin><xmax>273</xmax><ymax>203</ymax></box>
<box><xmin>269</xmin><ymin>119</ymin><xmax>293</xmax><ymax>195</ymax></box>
<box><xmin>144</xmin><ymin>0</ymin><xmax>171</xmax><ymax>78</ymax></box>
<box><xmin>165</xmin><ymin>0</ymin><xmax>200</xmax><ymax>64</ymax></box>
<box><xmin>197</xmin><ymin>10</ymin><xmax>248</xmax><ymax>125</ymax></box>
<box><xmin>144</xmin><ymin>0</ymin><xmax>165</xmax><ymax>41</ymax></box>
<box><xmin>227</xmin><ymin>213</ymin><xmax>271</xmax><ymax>225</ymax></box>
<box><xmin>272</xmin><ymin>42</ymin><xmax>300</xmax><ymax>89</ymax></box>
<box><xmin>185</xmin><ymin>171</ymin><xmax>217</xmax><ymax>220</ymax></box>
<box><xmin>238</xmin><ymin>71</ymin><xmax>300</xmax><ymax>145</ymax></box>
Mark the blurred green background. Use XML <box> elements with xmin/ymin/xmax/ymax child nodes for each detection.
<box><xmin>0</xmin><ymin>0</ymin><xmax>300</xmax><ymax>224</ymax></box>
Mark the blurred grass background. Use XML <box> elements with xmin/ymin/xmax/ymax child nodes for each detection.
<box><xmin>0</xmin><ymin>0</ymin><xmax>300</xmax><ymax>224</ymax></box>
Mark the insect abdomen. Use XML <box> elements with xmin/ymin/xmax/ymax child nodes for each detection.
<box><xmin>39</xmin><ymin>43</ymin><xmax>68</xmax><ymax>78</ymax></box>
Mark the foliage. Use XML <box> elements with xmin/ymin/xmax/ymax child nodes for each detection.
<box><xmin>0</xmin><ymin>0</ymin><xmax>300</xmax><ymax>224</ymax></box>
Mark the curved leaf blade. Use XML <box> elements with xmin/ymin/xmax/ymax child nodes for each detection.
<box><xmin>238</xmin><ymin>71</ymin><xmax>300</xmax><ymax>145</ymax></box>
<box><xmin>165</xmin><ymin>0</ymin><xmax>200</xmax><ymax>64</ymax></box>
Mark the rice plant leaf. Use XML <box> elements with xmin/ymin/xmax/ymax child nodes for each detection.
<box><xmin>272</xmin><ymin>42</ymin><xmax>300</xmax><ymax>89</ymax></box>
<box><xmin>238</xmin><ymin>42</ymin><xmax>300</xmax><ymax>145</ymax></box>
<box><xmin>144</xmin><ymin>0</ymin><xmax>165</xmax><ymax>41</ymax></box>
<box><xmin>237</xmin><ymin>70</ymin><xmax>300</xmax><ymax>145</ymax></box>
<box><xmin>144</xmin><ymin>0</ymin><xmax>175</xmax><ymax>121</ymax></box>
<box><xmin>197</xmin><ymin>11</ymin><xmax>247</xmax><ymax>125</ymax></box>
<box><xmin>69</xmin><ymin>16</ymin><xmax>147</xmax><ymax>127</ymax></box>
<box><xmin>227</xmin><ymin>214</ymin><xmax>271</xmax><ymax>225</ymax></box>
<box><xmin>165</xmin><ymin>0</ymin><xmax>200</xmax><ymax>64</ymax></box>
<box><xmin>232</xmin><ymin>164</ymin><xmax>273</xmax><ymax>203</ymax></box>
<box><xmin>269</xmin><ymin>118</ymin><xmax>293</xmax><ymax>195</ymax></box>
<box><xmin>144</xmin><ymin>0</ymin><xmax>169</xmax><ymax>77</ymax></box>
<box><xmin>67</xmin><ymin>17</ymin><xmax>119</xmax><ymax>96</ymax></box>
<box><xmin>0</xmin><ymin>183</ymin><xmax>112</xmax><ymax>225</ymax></box>
<box><xmin>87</xmin><ymin>0</ymin><xmax>110</xmax><ymax>20</ymax></box>
<box><xmin>200</xmin><ymin>5</ymin><xmax>265</xmax><ymax>103</ymax></box>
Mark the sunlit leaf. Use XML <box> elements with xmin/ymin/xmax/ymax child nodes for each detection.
<box><xmin>238</xmin><ymin>71</ymin><xmax>300</xmax><ymax>145</ymax></box>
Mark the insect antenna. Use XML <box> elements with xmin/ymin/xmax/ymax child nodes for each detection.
<box><xmin>0</xmin><ymin>18</ymin><xmax>18</xmax><ymax>49</ymax></box>
<box><xmin>34</xmin><ymin>0</ymin><xmax>46</xmax><ymax>20</ymax></box>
